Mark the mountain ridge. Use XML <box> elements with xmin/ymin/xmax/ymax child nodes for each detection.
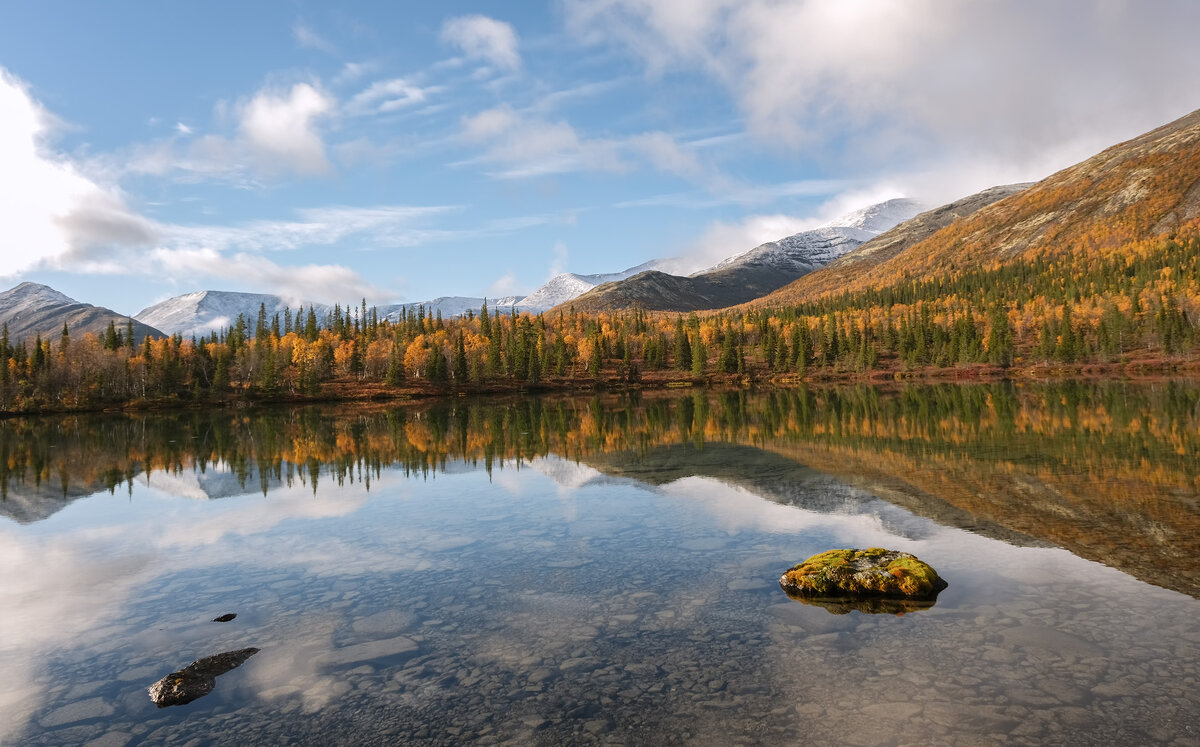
<box><xmin>0</xmin><ymin>282</ymin><xmax>163</xmax><ymax>343</ymax></box>
<box><xmin>559</xmin><ymin>198</ymin><xmax>923</xmax><ymax>313</ymax></box>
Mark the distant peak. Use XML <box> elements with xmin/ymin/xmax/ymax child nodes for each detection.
<box><xmin>2</xmin><ymin>282</ymin><xmax>78</xmax><ymax>305</ymax></box>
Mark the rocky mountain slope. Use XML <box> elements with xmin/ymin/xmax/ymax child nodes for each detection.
<box><xmin>135</xmin><ymin>291</ymin><xmax>329</xmax><ymax>338</ymax></box>
<box><xmin>759</xmin><ymin>107</ymin><xmax>1200</xmax><ymax>307</ymax></box>
<box><xmin>517</xmin><ymin>258</ymin><xmax>692</xmax><ymax>312</ymax></box>
<box><xmin>746</xmin><ymin>184</ymin><xmax>1032</xmax><ymax>307</ymax></box>
<box><xmin>0</xmin><ymin>282</ymin><xmax>163</xmax><ymax>343</ymax></box>
<box><xmin>561</xmin><ymin>198</ymin><xmax>922</xmax><ymax>313</ymax></box>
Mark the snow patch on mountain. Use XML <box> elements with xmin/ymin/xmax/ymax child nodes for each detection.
<box><xmin>821</xmin><ymin>198</ymin><xmax>926</xmax><ymax>234</ymax></box>
<box><xmin>517</xmin><ymin>198</ymin><xmax>923</xmax><ymax>311</ymax></box>
<box><xmin>0</xmin><ymin>282</ymin><xmax>78</xmax><ymax>318</ymax></box>
<box><xmin>381</xmin><ymin>296</ymin><xmax>525</xmax><ymax>321</ymax></box>
<box><xmin>697</xmin><ymin>198</ymin><xmax>925</xmax><ymax>276</ymax></box>
<box><xmin>699</xmin><ymin>226</ymin><xmax>876</xmax><ymax>275</ymax></box>
<box><xmin>135</xmin><ymin>291</ymin><xmax>329</xmax><ymax>337</ymax></box>
<box><xmin>518</xmin><ymin>257</ymin><xmax>691</xmax><ymax>312</ymax></box>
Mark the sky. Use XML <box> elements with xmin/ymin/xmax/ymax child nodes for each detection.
<box><xmin>2</xmin><ymin>0</ymin><xmax>1200</xmax><ymax>316</ymax></box>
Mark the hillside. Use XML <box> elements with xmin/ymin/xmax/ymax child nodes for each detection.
<box><xmin>0</xmin><ymin>283</ymin><xmax>162</xmax><ymax>343</ymax></box>
<box><xmin>760</xmin><ymin>107</ymin><xmax>1200</xmax><ymax>307</ymax></box>
<box><xmin>563</xmin><ymin>199</ymin><xmax>921</xmax><ymax>313</ymax></box>
<box><xmin>135</xmin><ymin>290</ymin><xmax>330</xmax><ymax>337</ymax></box>
<box><xmin>518</xmin><ymin>258</ymin><xmax>692</xmax><ymax>312</ymax></box>
<box><xmin>748</xmin><ymin>184</ymin><xmax>1031</xmax><ymax>308</ymax></box>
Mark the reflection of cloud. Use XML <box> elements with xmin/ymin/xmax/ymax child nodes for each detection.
<box><xmin>0</xmin><ymin>472</ymin><xmax>377</xmax><ymax>742</ymax></box>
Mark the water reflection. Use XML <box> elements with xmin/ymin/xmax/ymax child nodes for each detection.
<box><xmin>0</xmin><ymin>382</ymin><xmax>1198</xmax><ymax>744</ymax></box>
<box><xmin>3</xmin><ymin>381</ymin><xmax>1198</xmax><ymax>596</ymax></box>
<box><xmin>783</xmin><ymin>591</ymin><xmax>940</xmax><ymax>616</ymax></box>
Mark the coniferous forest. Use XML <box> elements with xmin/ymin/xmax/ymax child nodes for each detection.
<box><xmin>0</xmin><ymin>228</ymin><xmax>1197</xmax><ymax>414</ymax></box>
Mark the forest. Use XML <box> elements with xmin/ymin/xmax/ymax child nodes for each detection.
<box><xmin>0</xmin><ymin>229</ymin><xmax>1196</xmax><ymax>414</ymax></box>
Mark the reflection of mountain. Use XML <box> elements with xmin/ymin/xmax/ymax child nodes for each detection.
<box><xmin>579</xmin><ymin>443</ymin><xmax>1047</xmax><ymax>547</ymax></box>
<box><xmin>758</xmin><ymin>437</ymin><xmax>1200</xmax><ymax>599</ymax></box>
<box><xmin>2</xmin><ymin>383</ymin><xmax>1197</xmax><ymax>598</ymax></box>
<box><xmin>0</xmin><ymin>481</ymin><xmax>110</xmax><ymax>524</ymax></box>
<box><xmin>146</xmin><ymin>464</ymin><xmax>286</xmax><ymax>501</ymax></box>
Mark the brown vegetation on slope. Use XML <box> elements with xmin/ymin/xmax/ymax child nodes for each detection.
<box><xmin>757</xmin><ymin>108</ymin><xmax>1200</xmax><ymax>306</ymax></box>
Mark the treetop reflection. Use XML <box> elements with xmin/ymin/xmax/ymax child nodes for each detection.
<box><xmin>2</xmin><ymin>381</ymin><xmax>1198</xmax><ymax>596</ymax></box>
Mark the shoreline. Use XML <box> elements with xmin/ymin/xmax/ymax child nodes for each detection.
<box><xmin>2</xmin><ymin>356</ymin><xmax>1197</xmax><ymax>419</ymax></box>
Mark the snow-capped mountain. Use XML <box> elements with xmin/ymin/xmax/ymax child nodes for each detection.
<box><xmin>699</xmin><ymin>198</ymin><xmax>924</xmax><ymax>276</ymax></box>
<box><xmin>698</xmin><ymin>226</ymin><xmax>875</xmax><ymax>276</ymax></box>
<box><xmin>381</xmin><ymin>296</ymin><xmax>525</xmax><ymax>321</ymax></box>
<box><xmin>0</xmin><ymin>282</ymin><xmax>163</xmax><ymax>343</ymax></box>
<box><xmin>517</xmin><ymin>257</ymin><xmax>690</xmax><ymax>312</ymax></box>
<box><xmin>518</xmin><ymin>198</ymin><xmax>922</xmax><ymax>312</ymax></box>
<box><xmin>0</xmin><ymin>282</ymin><xmax>76</xmax><ymax>319</ymax></box>
<box><xmin>821</xmin><ymin>197</ymin><xmax>925</xmax><ymax>234</ymax></box>
<box><xmin>135</xmin><ymin>290</ymin><xmax>330</xmax><ymax>337</ymax></box>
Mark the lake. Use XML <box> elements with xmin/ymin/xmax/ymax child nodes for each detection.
<box><xmin>1</xmin><ymin>381</ymin><xmax>1198</xmax><ymax>745</ymax></box>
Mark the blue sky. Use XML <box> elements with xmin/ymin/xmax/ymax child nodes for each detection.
<box><xmin>2</xmin><ymin>1</ymin><xmax>1199</xmax><ymax>315</ymax></box>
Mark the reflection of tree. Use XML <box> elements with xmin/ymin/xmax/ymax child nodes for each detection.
<box><xmin>2</xmin><ymin>381</ymin><xmax>1198</xmax><ymax>596</ymax></box>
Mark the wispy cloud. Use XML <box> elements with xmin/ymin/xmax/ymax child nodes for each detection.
<box><xmin>87</xmin><ymin>81</ymin><xmax>337</xmax><ymax>184</ymax></box>
<box><xmin>293</xmin><ymin>20</ymin><xmax>337</xmax><ymax>54</ymax></box>
<box><xmin>615</xmin><ymin>178</ymin><xmax>848</xmax><ymax>209</ymax></box>
<box><xmin>441</xmin><ymin>15</ymin><xmax>521</xmax><ymax>72</ymax></box>
<box><xmin>458</xmin><ymin>105</ymin><xmax>729</xmax><ymax>185</ymax></box>
<box><xmin>565</xmin><ymin>0</ymin><xmax>1200</xmax><ymax>199</ymax></box>
<box><xmin>345</xmin><ymin>78</ymin><xmax>437</xmax><ymax>116</ymax></box>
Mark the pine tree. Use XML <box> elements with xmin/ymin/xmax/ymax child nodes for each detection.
<box><xmin>452</xmin><ymin>332</ymin><xmax>468</xmax><ymax>382</ymax></box>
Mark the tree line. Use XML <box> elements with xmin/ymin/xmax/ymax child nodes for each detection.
<box><xmin>0</xmin><ymin>232</ymin><xmax>1196</xmax><ymax>413</ymax></box>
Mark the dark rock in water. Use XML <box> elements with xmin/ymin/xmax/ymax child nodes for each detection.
<box><xmin>780</xmin><ymin>548</ymin><xmax>947</xmax><ymax>610</ymax></box>
<box><xmin>213</xmin><ymin>613</ymin><xmax>237</xmax><ymax>623</ymax></box>
<box><xmin>147</xmin><ymin>647</ymin><xmax>259</xmax><ymax>707</ymax></box>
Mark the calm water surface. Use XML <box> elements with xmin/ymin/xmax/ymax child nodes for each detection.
<box><xmin>1</xmin><ymin>381</ymin><xmax>1198</xmax><ymax>745</ymax></box>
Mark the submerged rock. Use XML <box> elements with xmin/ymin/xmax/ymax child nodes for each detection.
<box><xmin>147</xmin><ymin>647</ymin><xmax>259</xmax><ymax>707</ymax></box>
<box><xmin>780</xmin><ymin>548</ymin><xmax>947</xmax><ymax>603</ymax></box>
<box><xmin>213</xmin><ymin>613</ymin><xmax>237</xmax><ymax>623</ymax></box>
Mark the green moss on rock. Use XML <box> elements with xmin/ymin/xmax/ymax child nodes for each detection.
<box><xmin>780</xmin><ymin>548</ymin><xmax>947</xmax><ymax>600</ymax></box>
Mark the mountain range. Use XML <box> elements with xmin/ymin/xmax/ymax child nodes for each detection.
<box><xmin>553</xmin><ymin>198</ymin><xmax>924</xmax><ymax>313</ymax></box>
<box><xmin>0</xmin><ymin>195</ymin><xmax>926</xmax><ymax>339</ymax></box>
<box><xmin>3</xmin><ymin>106</ymin><xmax>1199</xmax><ymax>340</ymax></box>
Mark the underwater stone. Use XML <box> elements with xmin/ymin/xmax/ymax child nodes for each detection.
<box><xmin>780</xmin><ymin>548</ymin><xmax>947</xmax><ymax>601</ymax></box>
<box><xmin>147</xmin><ymin>648</ymin><xmax>259</xmax><ymax>707</ymax></box>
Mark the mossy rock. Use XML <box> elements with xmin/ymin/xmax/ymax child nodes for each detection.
<box><xmin>779</xmin><ymin>548</ymin><xmax>948</xmax><ymax>601</ymax></box>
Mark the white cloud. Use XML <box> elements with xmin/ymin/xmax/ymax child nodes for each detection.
<box><xmin>94</xmin><ymin>81</ymin><xmax>336</xmax><ymax>183</ymax></box>
<box><xmin>682</xmin><ymin>213</ymin><xmax>819</xmax><ymax>272</ymax></box>
<box><xmin>441</xmin><ymin>15</ymin><xmax>521</xmax><ymax>71</ymax></box>
<box><xmin>239</xmin><ymin>83</ymin><xmax>335</xmax><ymax>175</ymax></box>
<box><xmin>460</xmin><ymin>106</ymin><xmax>729</xmax><ymax>184</ymax></box>
<box><xmin>0</xmin><ymin>67</ymin><xmax>157</xmax><ymax>278</ymax></box>
<box><xmin>486</xmin><ymin>271</ymin><xmax>520</xmax><ymax>298</ymax></box>
<box><xmin>293</xmin><ymin>21</ymin><xmax>337</xmax><ymax>54</ymax></box>
<box><xmin>615</xmin><ymin>178</ymin><xmax>847</xmax><ymax>209</ymax></box>
<box><xmin>165</xmin><ymin>204</ymin><xmax>458</xmax><ymax>254</ymax></box>
<box><xmin>346</xmin><ymin>78</ymin><xmax>432</xmax><ymax>116</ymax></box>
<box><xmin>145</xmin><ymin>248</ymin><xmax>384</xmax><ymax>305</ymax></box>
<box><xmin>549</xmin><ymin>241</ymin><xmax>569</xmax><ymax>279</ymax></box>
<box><xmin>333</xmin><ymin>61</ymin><xmax>381</xmax><ymax>86</ymax></box>
<box><xmin>565</xmin><ymin>0</ymin><xmax>1200</xmax><ymax>198</ymax></box>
